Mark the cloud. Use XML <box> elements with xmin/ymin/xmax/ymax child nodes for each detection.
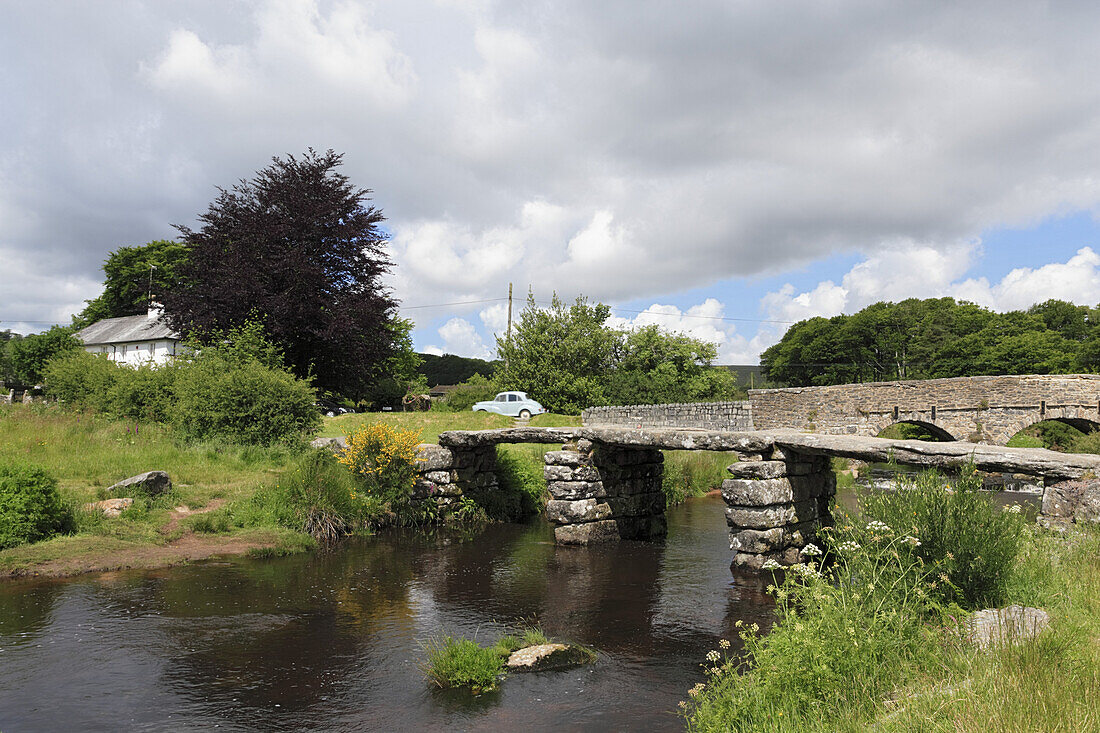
<box><xmin>9</xmin><ymin>0</ymin><xmax>1100</xmax><ymax>336</ymax></box>
<box><xmin>423</xmin><ymin>317</ymin><xmax>494</xmax><ymax>359</ymax></box>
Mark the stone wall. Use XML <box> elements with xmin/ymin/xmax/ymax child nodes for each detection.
<box><xmin>750</xmin><ymin>374</ymin><xmax>1100</xmax><ymax>444</ymax></box>
<box><xmin>582</xmin><ymin>401</ymin><xmax>753</xmax><ymax>431</ymax></box>
<box><xmin>544</xmin><ymin>440</ymin><xmax>667</xmax><ymax>545</ymax></box>
<box><xmin>722</xmin><ymin>447</ymin><xmax>836</xmax><ymax>569</ymax></box>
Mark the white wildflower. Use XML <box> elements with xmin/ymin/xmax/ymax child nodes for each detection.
<box><xmin>705</xmin><ymin>650</ymin><xmax>721</xmax><ymax>663</ymax></box>
<box><xmin>866</xmin><ymin>520</ymin><xmax>891</xmax><ymax>533</ymax></box>
<box><xmin>1007</xmin><ymin>504</ymin><xmax>1023</xmax><ymax>514</ymax></box>
<box><xmin>761</xmin><ymin>558</ymin><xmax>782</xmax><ymax>570</ymax></box>
<box><xmin>800</xmin><ymin>542</ymin><xmax>823</xmax><ymax>557</ymax></box>
<box><xmin>837</xmin><ymin>540</ymin><xmax>861</xmax><ymax>552</ymax></box>
<box><xmin>902</xmin><ymin>535</ymin><xmax>922</xmax><ymax>547</ymax></box>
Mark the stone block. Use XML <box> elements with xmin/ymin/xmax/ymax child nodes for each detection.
<box><xmin>725</xmin><ymin>500</ymin><xmax>819</xmax><ymax>529</ymax></box>
<box><xmin>413</xmin><ymin>478</ymin><xmax>462</xmax><ymax>499</ymax></box>
<box><xmin>606</xmin><ymin>492</ymin><xmax>665</xmax><ymax>518</ymax></box>
<box><xmin>725</xmin><ymin>461</ymin><xmax>789</xmax><ymax>480</ymax></box>
<box><xmin>1043</xmin><ymin>478</ymin><xmax>1100</xmax><ymax>522</ymax></box>
<box><xmin>544</xmin><ymin>464</ymin><xmax>602</xmax><ymax>482</ymax></box>
<box><xmin>107</xmin><ymin>470</ymin><xmax>171</xmax><ymax>497</ymax></box>
<box><xmin>728</xmin><ymin>521</ymin><xmax>817</xmax><ymax>553</ymax></box>
<box><xmin>423</xmin><ymin>470</ymin><xmax>452</xmax><ymax>484</ymax></box>
<box><xmin>547</xmin><ymin>480</ymin><xmax>607</xmax><ymax>500</ymax></box>
<box><xmin>545</xmin><ymin>450</ymin><xmax>594</xmax><ymax>467</ymax></box>
<box><xmin>547</xmin><ymin>499</ymin><xmax>613</xmax><ymax>524</ymax></box>
<box><xmin>555</xmin><ymin>520</ymin><xmax>620</xmax><ymax>545</ymax></box>
<box><xmin>730</xmin><ymin>546</ymin><xmax>801</xmax><ymax>570</ymax></box>
<box><xmin>616</xmin><ymin>514</ymin><xmax>668</xmax><ymax>539</ymax></box>
<box><xmin>721</xmin><ymin>475</ymin><xmax>824</xmax><ymax>506</ymax></box>
<box><xmin>416</xmin><ymin>444</ymin><xmax>453</xmax><ymax>471</ymax></box>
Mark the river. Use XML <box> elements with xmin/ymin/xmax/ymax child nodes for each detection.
<box><xmin>0</xmin><ymin>494</ymin><xmax>778</xmax><ymax>732</ymax></box>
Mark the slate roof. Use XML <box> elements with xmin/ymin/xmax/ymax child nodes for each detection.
<box><xmin>76</xmin><ymin>313</ymin><xmax>179</xmax><ymax>346</ymax></box>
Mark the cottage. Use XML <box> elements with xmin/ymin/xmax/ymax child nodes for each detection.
<box><xmin>75</xmin><ymin>307</ymin><xmax>180</xmax><ymax>367</ymax></box>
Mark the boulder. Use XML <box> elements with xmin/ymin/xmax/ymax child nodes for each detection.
<box><xmin>107</xmin><ymin>470</ymin><xmax>171</xmax><ymax>497</ymax></box>
<box><xmin>310</xmin><ymin>436</ymin><xmax>347</xmax><ymax>452</ymax></box>
<box><xmin>83</xmin><ymin>497</ymin><xmax>133</xmax><ymax>517</ymax></box>
<box><xmin>546</xmin><ymin>499</ymin><xmax>612</xmax><ymax>524</ymax></box>
<box><xmin>967</xmin><ymin>605</ymin><xmax>1050</xmax><ymax>649</ymax></box>
<box><xmin>505</xmin><ymin>643</ymin><xmax>594</xmax><ymax>672</ymax></box>
<box><xmin>416</xmin><ymin>444</ymin><xmax>454</xmax><ymax>471</ymax></box>
<box><xmin>554</xmin><ymin>520</ymin><xmax>619</xmax><ymax>545</ymax></box>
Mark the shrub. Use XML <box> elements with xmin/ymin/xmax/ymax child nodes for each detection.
<box><xmin>336</xmin><ymin>422</ymin><xmax>422</xmax><ymax>506</ymax></box>
<box><xmin>859</xmin><ymin>466</ymin><xmax>1025</xmax><ymax>608</ymax></box>
<box><xmin>663</xmin><ymin>451</ymin><xmax>732</xmax><ymax>506</ymax></box>
<box><xmin>254</xmin><ymin>449</ymin><xmax>385</xmax><ymax>542</ymax></box>
<box><xmin>44</xmin><ymin>350</ymin><xmax>119</xmax><ymax>412</ymax></box>
<box><xmin>423</xmin><ymin>636</ymin><xmax>504</xmax><ymax>693</ymax></box>
<box><xmin>107</xmin><ymin>363</ymin><xmax>178</xmax><ymax>422</ymax></box>
<box><xmin>171</xmin><ymin>355</ymin><xmax>320</xmax><ymax>446</ymax></box>
<box><xmin>440</xmin><ymin>374</ymin><xmax>497</xmax><ymax>412</ymax></box>
<box><xmin>0</xmin><ymin>460</ymin><xmax>74</xmax><ymax>549</ymax></box>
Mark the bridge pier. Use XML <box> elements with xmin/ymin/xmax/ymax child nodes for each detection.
<box><xmin>544</xmin><ymin>440</ymin><xmax>667</xmax><ymax>545</ymax></box>
<box><xmin>723</xmin><ymin>448</ymin><xmax>836</xmax><ymax>570</ymax></box>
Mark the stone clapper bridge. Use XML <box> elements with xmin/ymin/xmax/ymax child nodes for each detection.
<box><xmin>407</xmin><ymin>425</ymin><xmax>1100</xmax><ymax>571</ymax></box>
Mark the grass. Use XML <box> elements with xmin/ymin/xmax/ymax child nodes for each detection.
<box><xmin>684</xmin><ymin>470</ymin><xmax>1100</xmax><ymax>732</ymax></box>
<box><xmin>663</xmin><ymin>451</ymin><xmax>736</xmax><ymax>505</ymax></box>
<box><xmin>317</xmin><ymin>410</ymin><xmax>511</xmax><ymax>441</ymax></box>
<box><xmin>423</xmin><ymin>626</ymin><xmax>593</xmax><ymax>694</ymax></box>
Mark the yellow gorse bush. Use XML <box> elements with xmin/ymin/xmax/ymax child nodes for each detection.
<box><xmin>336</xmin><ymin>422</ymin><xmax>423</xmax><ymax>504</ymax></box>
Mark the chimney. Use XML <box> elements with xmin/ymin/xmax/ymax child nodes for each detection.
<box><xmin>147</xmin><ymin>301</ymin><xmax>163</xmax><ymax>319</ymax></box>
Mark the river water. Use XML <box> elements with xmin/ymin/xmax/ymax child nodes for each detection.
<box><xmin>0</xmin><ymin>495</ymin><xmax>779</xmax><ymax>732</ymax></box>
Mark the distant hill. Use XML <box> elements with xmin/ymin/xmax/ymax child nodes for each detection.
<box><xmin>417</xmin><ymin>353</ymin><xmax>497</xmax><ymax>386</ymax></box>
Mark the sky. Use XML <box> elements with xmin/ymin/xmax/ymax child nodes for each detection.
<box><xmin>6</xmin><ymin>1</ymin><xmax>1100</xmax><ymax>365</ymax></box>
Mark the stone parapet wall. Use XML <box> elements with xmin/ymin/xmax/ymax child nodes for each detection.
<box><xmin>545</xmin><ymin>440</ymin><xmax>667</xmax><ymax>545</ymax></box>
<box><xmin>582</xmin><ymin>401</ymin><xmax>754</xmax><ymax>431</ymax></box>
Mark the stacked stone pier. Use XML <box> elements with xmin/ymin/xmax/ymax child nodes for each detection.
<box><xmin>544</xmin><ymin>439</ymin><xmax>666</xmax><ymax>545</ymax></box>
<box><xmin>722</xmin><ymin>449</ymin><xmax>836</xmax><ymax>570</ymax></box>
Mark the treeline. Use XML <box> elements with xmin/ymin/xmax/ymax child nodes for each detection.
<box><xmin>417</xmin><ymin>353</ymin><xmax>496</xmax><ymax>386</ymax></box>
<box><xmin>762</xmin><ymin>298</ymin><xmax>1100</xmax><ymax>387</ymax></box>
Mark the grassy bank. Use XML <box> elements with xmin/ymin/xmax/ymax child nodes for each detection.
<box><xmin>684</xmin><ymin>471</ymin><xmax>1100</xmax><ymax>731</ymax></box>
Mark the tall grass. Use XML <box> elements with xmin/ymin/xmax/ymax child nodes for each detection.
<box><xmin>663</xmin><ymin>451</ymin><xmax>735</xmax><ymax>505</ymax></box>
<box><xmin>684</xmin><ymin>469</ymin><xmax>1060</xmax><ymax>732</ymax></box>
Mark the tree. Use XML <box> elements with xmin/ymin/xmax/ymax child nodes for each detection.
<box><xmin>496</xmin><ymin>294</ymin><xmax>740</xmax><ymax>413</ymax></box>
<box><xmin>8</xmin><ymin>326</ymin><xmax>80</xmax><ymax>387</ymax></box>
<box><xmin>76</xmin><ymin>240</ymin><xmax>191</xmax><ymax>327</ymax></box>
<box><xmin>162</xmin><ymin>149</ymin><xmax>404</xmax><ymax>398</ymax></box>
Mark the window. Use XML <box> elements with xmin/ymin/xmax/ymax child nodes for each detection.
<box><xmin>495</xmin><ymin>394</ymin><xmax>507</xmax><ymax>402</ymax></box>
<box><xmin>508</xmin><ymin>394</ymin><xmax>520</xmax><ymax>402</ymax></box>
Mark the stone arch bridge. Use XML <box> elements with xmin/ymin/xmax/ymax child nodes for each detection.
<box><xmin>391</xmin><ymin>426</ymin><xmax>1100</xmax><ymax>572</ymax></box>
<box><xmin>582</xmin><ymin>374</ymin><xmax>1100</xmax><ymax>445</ymax></box>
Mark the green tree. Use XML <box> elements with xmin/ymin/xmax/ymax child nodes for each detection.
<box><xmin>76</xmin><ymin>240</ymin><xmax>191</xmax><ymax>327</ymax></box>
<box><xmin>8</xmin><ymin>326</ymin><xmax>80</xmax><ymax>387</ymax></box>
<box><xmin>496</xmin><ymin>294</ymin><xmax>619</xmax><ymax>413</ymax></box>
<box><xmin>162</xmin><ymin>149</ymin><xmax>402</xmax><ymax>400</ymax></box>
<box><xmin>496</xmin><ymin>294</ymin><xmax>739</xmax><ymax>413</ymax></box>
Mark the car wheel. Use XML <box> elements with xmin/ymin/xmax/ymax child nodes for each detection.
<box><xmin>519</xmin><ymin>409</ymin><xmax>531</xmax><ymax>419</ymax></box>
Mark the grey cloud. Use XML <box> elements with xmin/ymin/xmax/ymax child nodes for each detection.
<box><xmin>4</xmin><ymin>0</ymin><xmax>1100</xmax><ymax>330</ymax></box>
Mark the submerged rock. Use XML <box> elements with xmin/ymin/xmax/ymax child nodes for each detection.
<box><xmin>505</xmin><ymin>643</ymin><xmax>593</xmax><ymax>672</ymax></box>
<box><xmin>968</xmin><ymin>605</ymin><xmax>1050</xmax><ymax>649</ymax></box>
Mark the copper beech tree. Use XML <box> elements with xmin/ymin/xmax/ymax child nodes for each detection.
<box><xmin>163</xmin><ymin>149</ymin><xmax>406</xmax><ymax>398</ymax></box>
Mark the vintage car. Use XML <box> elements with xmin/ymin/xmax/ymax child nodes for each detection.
<box><xmin>471</xmin><ymin>391</ymin><xmax>548</xmax><ymax>418</ymax></box>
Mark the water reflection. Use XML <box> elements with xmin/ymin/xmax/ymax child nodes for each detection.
<box><xmin>0</xmin><ymin>496</ymin><xmax>768</xmax><ymax>732</ymax></box>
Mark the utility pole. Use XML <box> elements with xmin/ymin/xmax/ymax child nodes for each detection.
<box><xmin>505</xmin><ymin>282</ymin><xmax>513</xmax><ymax>370</ymax></box>
<box><xmin>147</xmin><ymin>264</ymin><xmax>157</xmax><ymax>307</ymax></box>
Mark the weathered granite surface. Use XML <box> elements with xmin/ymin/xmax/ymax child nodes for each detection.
<box><xmin>968</xmin><ymin>605</ymin><xmax>1050</xmax><ymax>649</ymax></box>
<box><xmin>107</xmin><ymin>470</ymin><xmax>171</xmax><ymax>497</ymax></box>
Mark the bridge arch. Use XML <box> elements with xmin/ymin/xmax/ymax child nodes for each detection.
<box><xmin>872</xmin><ymin>419</ymin><xmax>959</xmax><ymax>442</ymax></box>
<box><xmin>1006</xmin><ymin>416</ymin><xmax>1100</xmax><ymax>449</ymax></box>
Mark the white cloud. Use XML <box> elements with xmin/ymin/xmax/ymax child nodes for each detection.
<box><xmin>423</xmin><ymin>317</ymin><xmax>494</xmax><ymax>359</ymax></box>
<box><xmin>11</xmin><ymin>0</ymin><xmax>1100</xmax><ymax>340</ymax></box>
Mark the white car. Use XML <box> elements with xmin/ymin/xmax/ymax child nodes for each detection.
<box><xmin>472</xmin><ymin>391</ymin><xmax>548</xmax><ymax>418</ymax></box>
